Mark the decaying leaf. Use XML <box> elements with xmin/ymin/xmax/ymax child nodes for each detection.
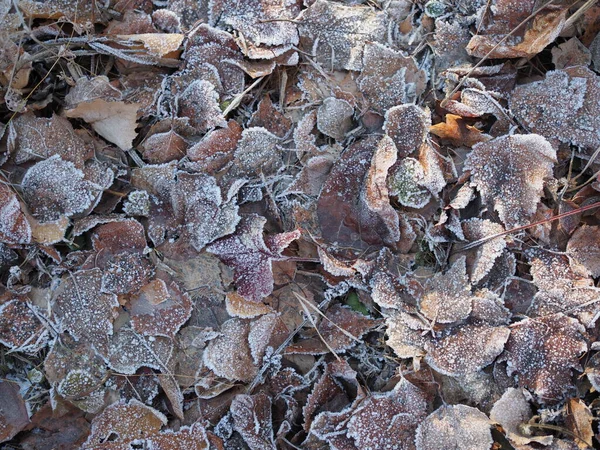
<box><xmin>207</xmin><ymin>214</ymin><xmax>299</xmax><ymax>302</ymax></box>
<box><xmin>415</xmin><ymin>405</ymin><xmax>492</xmax><ymax>450</ymax></box>
<box><xmin>178</xmin><ymin>80</ymin><xmax>226</xmax><ymax>133</ymax></box>
<box><xmin>230</xmin><ymin>393</ymin><xmax>275</xmax><ymax>450</ymax></box>
<box><xmin>0</xmin><ymin>183</ymin><xmax>31</xmax><ymax>244</ymax></box>
<box><xmin>0</xmin><ymin>380</ymin><xmax>30</xmax><ymax>444</ymax></box>
<box><xmin>0</xmin><ymin>298</ymin><xmax>46</xmax><ymax>352</ymax></box>
<box><xmin>503</xmin><ymin>314</ymin><xmax>587</xmax><ymax>403</ymax></box>
<box><xmin>460</xmin><ymin>218</ymin><xmax>506</xmax><ymax>284</ymax></box>
<box><xmin>567</xmin><ymin>225</ymin><xmax>600</xmax><ymax>278</ymax></box>
<box><xmin>465</xmin><ymin>134</ymin><xmax>556</xmax><ymax>228</ymax></box>
<box><xmin>384</xmin><ymin>104</ymin><xmax>431</xmax><ymax>158</ymax></box>
<box><xmin>565</xmin><ymin>398</ymin><xmax>594</xmax><ymax>449</ymax></box>
<box><xmin>316</xmin><ymin>97</ymin><xmax>353</xmax><ymax>141</ymax></box>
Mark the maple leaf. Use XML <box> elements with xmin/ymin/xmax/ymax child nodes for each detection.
<box><xmin>464</xmin><ymin>134</ymin><xmax>556</xmax><ymax>229</ymax></box>
<box><xmin>415</xmin><ymin>405</ymin><xmax>492</xmax><ymax>450</ymax></box>
<box><xmin>298</xmin><ymin>0</ymin><xmax>387</xmax><ymax>71</ymax></box>
<box><xmin>206</xmin><ymin>214</ymin><xmax>299</xmax><ymax>302</ymax></box>
<box><xmin>510</xmin><ymin>67</ymin><xmax>600</xmax><ymax>151</ymax></box>
<box><xmin>502</xmin><ymin>314</ymin><xmax>587</xmax><ymax>403</ymax></box>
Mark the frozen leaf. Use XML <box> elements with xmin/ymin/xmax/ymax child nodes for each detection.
<box><xmin>467</xmin><ymin>1</ymin><xmax>567</xmax><ymax>58</ymax></box>
<box><xmin>203</xmin><ymin>318</ymin><xmax>256</xmax><ymax>382</ymax></box>
<box><xmin>117</xmin><ymin>33</ymin><xmax>184</xmax><ymax>57</ymax></box>
<box><xmin>226</xmin><ymin>292</ymin><xmax>273</xmax><ymax>319</ymax></box>
<box><xmin>230</xmin><ymin>393</ymin><xmax>275</xmax><ymax>450</ymax></box>
<box><xmin>123</xmin><ymin>190</ymin><xmax>150</xmax><ymax>216</ymax></box>
<box><xmin>384</xmin><ymin>104</ymin><xmax>431</xmax><ymax>158</ymax></box>
<box><xmin>284</xmin><ymin>154</ymin><xmax>334</xmax><ymax>197</ymax></box>
<box><xmin>0</xmin><ymin>380</ymin><xmax>30</xmax><ymax>444</ymax></box>
<box><xmin>206</xmin><ymin>214</ymin><xmax>300</xmax><ymax>302</ymax></box>
<box><xmin>503</xmin><ymin>314</ymin><xmax>587</xmax><ymax>403</ymax></box>
<box><xmin>0</xmin><ymin>183</ymin><xmax>31</xmax><ymax>244</ymax></box>
<box><xmin>551</xmin><ymin>37</ymin><xmax>591</xmax><ymax>70</ymax></box>
<box><xmin>130</xmin><ymin>279</ymin><xmax>193</xmax><ymax>338</ymax></box>
<box><xmin>420</xmin><ymin>257</ymin><xmax>472</xmax><ymax>324</ymax></box>
<box><xmin>430</xmin><ymin>114</ymin><xmax>491</xmax><ymax>147</ymax></box>
<box><xmin>317</xmin><ymin>136</ymin><xmax>399</xmax><ymax>261</ymax></box>
<box><xmin>52</xmin><ymin>269</ymin><xmax>119</xmax><ymax>353</ymax></box>
<box><xmin>415</xmin><ymin>405</ymin><xmax>492</xmax><ymax>450</ymax></box>
<box><xmin>18</xmin><ymin>0</ymin><xmax>104</xmax><ymax>23</ymax></box>
<box><xmin>83</xmin><ymin>399</ymin><xmax>167</xmax><ymax>449</ymax></box>
<box><xmin>509</xmin><ymin>67</ymin><xmax>600</xmax><ymax>151</ymax></box>
<box><xmin>187</xmin><ymin>120</ymin><xmax>242</xmax><ymax>172</ymax></box>
<box><xmin>57</xmin><ymin>369</ymin><xmax>105</xmax><ymax>413</ymax></box>
<box><xmin>178</xmin><ymin>80</ymin><xmax>226</xmax><ymax>133</ymax></box>
<box><xmin>357</xmin><ymin>43</ymin><xmax>426</xmax><ymax>113</ymax></box>
<box><xmin>104</xmin><ymin>327</ymin><xmax>173</xmax><ymax>375</ymax></box>
<box><xmin>425</xmin><ymin>324</ymin><xmax>510</xmax><ymax>377</ymax></box>
<box><xmin>141</xmin><ymin>128</ymin><xmax>188</xmax><ymax>164</ymax></box>
<box><xmin>316</xmin><ymin>97</ymin><xmax>353</xmax><ymax>141</ymax></box>
<box><xmin>248</xmin><ymin>95</ymin><xmax>291</xmax><ymax>138</ymax></box>
<box><xmin>232</xmin><ymin>127</ymin><xmax>283</xmax><ymax>177</ymax></box>
<box><xmin>464</xmin><ymin>134</ymin><xmax>556</xmax><ymax>229</ymax></box>
<box><xmin>489</xmin><ymin>387</ymin><xmax>553</xmax><ymax>446</ymax></box>
<box><xmin>8</xmin><ymin>113</ymin><xmax>93</xmax><ymax>166</ymax></box>
<box><xmin>347</xmin><ymin>379</ymin><xmax>428</xmax><ymax>449</ymax></box>
<box><xmin>298</xmin><ymin>0</ymin><xmax>387</xmax><ymax>71</ymax></box>
<box><xmin>22</xmin><ymin>155</ymin><xmax>100</xmax><ymax>223</ymax></box>
<box><xmin>387</xmin><ymin>157</ymin><xmax>431</xmax><ymax>208</ymax></box>
<box><xmin>461</xmin><ymin>218</ymin><xmax>506</xmax><ymax>284</ymax></box>
<box><xmin>433</xmin><ymin>18</ymin><xmax>471</xmax><ymax>72</ymax></box>
<box><xmin>567</xmin><ymin>225</ymin><xmax>600</xmax><ymax>278</ymax></box>
<box><xmin>171</xmin><ymin>172</ymin><xmax>240</xmax><ymax>251</ymax></box>
<box><xmin>145</xmin><ymin>422</ymin><xmax>209</xmax><ymax>450</ymax></box>
<box><xmin>0</xmin><ymin>299</ymin><xmax>46</xmax><ymax>352</ymax></box>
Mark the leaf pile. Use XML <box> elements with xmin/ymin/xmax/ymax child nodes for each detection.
<box><xmin>1</xmin><ymin>0</ymin><xmax>600</xmax><ymax>449</ymax></box>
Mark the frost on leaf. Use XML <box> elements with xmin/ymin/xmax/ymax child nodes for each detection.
<box><xmin>420</xmin><ymin>257</ymin><xmax>473</xmax><ymax>324</ymax></box>
<box><xmin>129</xmin><ymin>279</ymin><xmax>193</xmax><ymax>339</ymax></box>
<box><xmin>460</xmin><ymin>218</ymin><xmax>506</xmax><ymax>284</ymax></box>
<box><xmin>464</xmin><ymin>134</ymin><xmax>556</xmax><ymax>229</ymax></box>
<box><xmin>357</xmin><ymin>43</ymin><xmax>426</xmax><ymax>114</ymax></box>
<box><xmin>0</xmin><ymin>381</ymin><xmax>30</xmax><ymax>444</ymax></box>
<box><xmin>65</xmin><ymin>76</ymin><xmax>140</xmax><ymax>151</ymax></box>
<box><xmin>203</xmin><ymin>318</ymin><xmax>256</xmax><ymax>382</ymax></box>
<box><xmin>178</xmin><ymin>80</ymin><xmax>226</xmax><ymax>133</ymax></box>
<box><xmin>425</xmin><ymin>324</ymin><xmax>510</xmax><ymax>377</ymax></box>
<box><xmin>52</xmin><ymin>269</ymin><xmax>119</xmax><ymax>354</ymax></box>
<box><xmin>22</xmin><ymin>155</ymin><xmax>100</xmax><ymax>223</ymax></box>
<box><xmin>503</xmin><ymin>314</ymin><xmax>587</xmax><ymax>403</ymax></box>
<box><xmin>206</xmin><ymin>214</ymin><xmax>299</xmax><ymax>303</ymax></box>
<box><xmin>0</xmin><ymin>299</ymin><xmax>46</xmax><ymax>352</ymax></box>
<box><xmin>509</xmin><ymin>67</ymin><xmax>600</xmax><ymax>151</ymax></box>
<box><xmin>83</xmin><ymin>399</ymin><xmax>167</xmax><ymax>449</ymax></box>
<box><xmin>104</xmin><ymin>327</ymin><xmax>173</xmax><ymax>375</ymax></box>
<box><xmin>0</xmin><ymin>183</ymin><xmax>31</xmax><ymax>244</ymax></box>
<box><xmin>232</xmin><ymin>127</ymin><xmax>284</xmax><ymax>178</ymax></box>
<box><xmin>316</xmin><ymin>97</ymin><xmax>353</xmax><ymax>141</ymax></box>
<box><xmin>415</xmin><ymin>405</ymin><xmax>492</xmax><ymax>450</ymax></box>
<box><xmin>384</xmin><ymin>104</ymin><xmax>431</xmax><ymax>158</ymax></box>
<box><xmin>489</xmin><ymin>388</ymin><xmax>553</xmax><ymax>446</ymax></box>
<box><xmin>298</xmin><ymin>0</ymin><xmax>387</xmax><ymax>71</ymax></box>
<box><xmin>116</xmin><ymin>33</ymin><xmax>184</xmax><ymax>58</ymax></box>
<box><xmin>226</xmin><ymin>292</ymin><xmax>273</xmax><ymax>318</ymax></box>
<box><xmin>230</xmin><ymin>393</ymin><xmax>275</xmax><ymax>450</ymax></box>
<box><xmin>567</xmin><ymin>225</ymin><xmax>600</xmax><ymax>278</ymax></box>
<box><xmin>387</xmin><ymin>157</ymin><xmax>431</xmax><ymax>208</ymax></box>
<box><xmin>467</xmin><ymin>0</ymin><xmax>567</xmax><ymax>58</ymax></box>
<box><xmin>317</xmin><ymin>136</ymin><xmax>399</xmax><ymax>262</ymax></box>
<box><xmin>8</xmin><ymin>113</ymin><xmax>93</xmax><ymax>166</ymax></box>
<box><xmin>145</xmin><ymin>423</ymin><xmax>209</xmax><ymax>450</ymax></box>
<box><xmin>347</xmin><ymin>379</ymin><xmax>428</xmax><ymax>449</ymax></box>
<box><xmin>171</xmin><ymin>172</ymin><xmax>240</xmax><ymax>251</ymax></box>
<box><xmin>187</xmin><ymin>120</ymin><xmax>242</xmax><ymax>172</ymax></box>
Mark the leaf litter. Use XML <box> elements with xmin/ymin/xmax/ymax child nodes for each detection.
<box><xmin>1</xmin><ymin>0</ymin><xmax>600</xmax><ymax>448</ymax></box>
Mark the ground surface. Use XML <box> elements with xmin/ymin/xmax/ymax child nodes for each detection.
<box><xmin>1</xmin><ymin>0</ymin><xmax>600</xmax><ymax>449</ymax></box>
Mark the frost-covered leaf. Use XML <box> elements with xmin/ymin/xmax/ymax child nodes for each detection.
<box><xmin>461</xmin><ymin>218</ymin><xmax>506</xmax><ymax>284</ymax></box>
<box><xmin>141</xmin><ymin>128</ymin><xmax>188</xmax><ymax>164</ymax></box>
<box><xmin>8</xmin><ymin>113</ymin><xmax>93</xmax><ymax>166</ymax></box>
<box><xmin>509</xmin><ymin>67</ymin><xmax>600</xmax><ymax>150</ymax></box>
<box><xmin>0</xmin><ymin>298</ymin><xmax>46</xmax><ymax>352</ymax></box>
<box><xmin>130</xmin><ymin>279</ymin><xmax>193</xmax><ymax>338</ymax></box>
<box><xmin>248</xmin><ymin>95</ymin><xmax>291</xmax><ymax>138</ymax></box>
<box><xmin>464</xmin><ymin>134</ymin><xmax>556</xmax><ymax>229</ymax></box>
<box><xmin>489</xmin><ymin>387</ymin><xmax>553</xmax><ymax>446</ymax></box>
<box><xmin>83</xmin><ymin>399</ymin><xmax>166</xmax><ymax>449</ymax></box>
<box><xmin>420</xmin><ymin>257</ymin><xmax>472</xmax><ymax>324</ymax></box>
<box><xmin>503</xmin><ymin>314</ymin><xmax>587</xmax><ymax>403</ymax></box>
<box><xmin>116</xmin><ymin>33</ymin><xmax>184</xmax><ymax>57</ymax></box>
<box><xmin>171</xmin><ymin>172</ymin><xmax>240</xmax><ymax>251</ymax></box>
<box><xmin>567</xmin><ymin>225</ymin><xmax>600</xmax><ymax>278</ymax></box>
<box><xmin>425</xmin><ymin>324</ymin><xmax>510</xmax><ymax>377</ymax></box>
<box><xmin>387</xmin><ymin>157</ymin><xmax>431</xmax><ymax>208</ymax></box>
<box><xmin>22</xmin><ymin>155</ymin><xmax>100</xmax><ymax>223</ymax></box>
<box><xmin>0</xmin><ymin>380</ymin><xmax>30</xmax><ymax>444</ymax></box>
<box><xmin>232</xmin><ymin>127</ymin><xmax>283</xmax><ymax>178</ymax></box>
<box><xmin>145</xmin><ymin>422</ymin><xmax>209</xmax><ymax>450</ymax></box>
<box><xmin>206</xmin><ymin>214</ymin><xmax>299</xmax><ymax>302</ymax></box>
<box><xmin>52</xmin><ymin>269</ymin><xmax>119</xmax><ymax>353</ymax></box>
<box><xmin>178</xmin><ymin>80</ymin><xmax>226</xmax><ymax>133</ymax></box>
<box><xmin>298</xmin><ymin>0</ymin><xmax>387</xmax><ymax>71</ymax></box>
<box><xmin>230</xmin><ymin>393</ymin><xmax>275</xmax><ymax>450</ymax></box>
<box><xmin>187</xmin><ymin>120</ymin><xmax>242</xmax><ymax>171</ymax></box>
<box><xmin>0</xmin><ymin>183</ymin><xmax>31</xmax><ymax>244</ymax></box>
<box><xmin>467</xmin><ymin>0</ymin><xmax>567</xmax><ymax>58</ymax></box>
<box><xmin>347</xmin><ymin>379</ymin><xmax>428</xmax><ymax>449</ymax></box>
<box><xmin>226</xmin><ymin>292</ymin><xmax>273</xmax><ymax>319</ymax></box>
<box><xmin>415</xmin><ymin>405</ymin><xmax>492</xmax><ymax>450</ymax></box>
<box><xmin>104</xmin><ymin>327</ymin><xmax>173</xmax><ymax>375</ymax></box>
<box><xmin>357</xmin><ymin>43</ymin><xmax>426</xmax><ymax>113</ymax></box>
<box><xmin>384</xmin><ymin>104</ymin><xmax>431</xmax><ymax>158</ymax></box>
<box><xmin>316</xmin><ymin>97</ymin><xmax>353</xmax><ymax>141</ymax></box>
<box><xmin>551</xmin><ymin>37</ymin><xmax>591</xmax><ymax>70</ymax></box>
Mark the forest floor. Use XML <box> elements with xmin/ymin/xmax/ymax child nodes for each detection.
<box><xmin>1</xmin><ymin>0</ymin><xmax>600</xmax><ymax>449</ymax></box>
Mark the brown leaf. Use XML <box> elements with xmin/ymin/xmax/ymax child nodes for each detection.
<box><xmin>384</xmin><ymin>104</ymin><xmax>431</xmax><ymax>158</ymax></box>
<box><xmin>316</xmin><ymin>97</ymin><xmax>353</xmax><ymax>141</ymax></box>
<box><xmin>178</xmin><ymin>80</ymin><xmax>226</xmax><ymax>133</ymax></box>
<box><xmin>0</xmin><ymin>380</ymin><xmax>30</xmax><ymax>444</ymax></box>
<box><xmin>565</xmin><ymin>398</ymin><xmax>594</xmax><ymax>449</ymax></box>
<box><xmin>231</xmin><ymin>393</ymin><xmax>275</xmax><ymax>450</ymax></box>
<box><xmin>430</xmin><ymin>114</ymin><xmax>491</xmax><ymax>147</ymax></box>
<box><xmin>0</xmin><ymin>298</ymin><xmax>46</xmax><ymax>352</ymax></box>
<box><xmin>567</xmin><ymin>225</ymin><xmax>600</xmax><ymax>278</ymax></box>
<box><xmin>0</xmin><ymin>183</ymin><xmax>31</xmax><ymax>244</ymax></box>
